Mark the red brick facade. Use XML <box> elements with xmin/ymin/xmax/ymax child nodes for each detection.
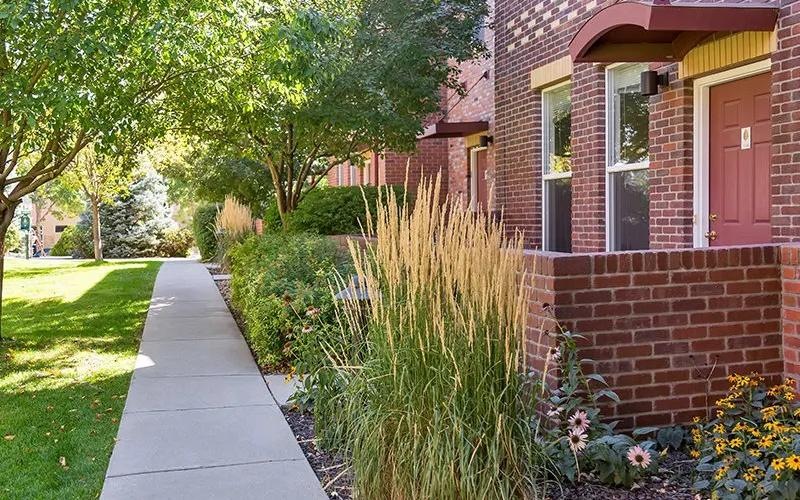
<box><xmin>527</xmin><ymin>244</ymin><xmax>791</xmax><ymax>428</ymax></box>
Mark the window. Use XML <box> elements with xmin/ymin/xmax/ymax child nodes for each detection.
<box><xmin>337</xmin><ymin>165</ymin><xmax>344</xmax><ymax>186</ymax></box>
<box><xmin>606</xmin><ymin>64</ymin><xmax>650</xmax><ymax>251</ymax></box>
<box><xmin>363</xmin><ymin>157</ymin><xmax>370</xmax><ymax>186</ymax></box>
<box><xmin>542</xmin><ymin>82</ymin><xmax>572</xmax><ymax>253</ymax></box>
<box><xmin>350</xmin><ymin>164</ymin><xmax>357</xmax><ymax>185</ymax></box>
<box><xmin>55</xmin><ymin>225</ymin><xmax>68</xmax><ymax>233</ymax></box>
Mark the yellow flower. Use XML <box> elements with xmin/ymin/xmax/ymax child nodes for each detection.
<box><xmin>690</xmin><ymin>449</ymin><xmax>700</xmax><ymax>459</ymax></box>
<box><xmin>773</xmin><ymin>458</ymin><xmax>786</xmax><ymax>472</ymax></box>
<box><xmin>759</xmin><ymin>436</ymin><xmax>774</xmax><ymax>448</ymax></box>
<box><xmin>761</xmin><ymin>406</ymin><xmax>778</xmax><ymax>420</ymax></box>
<box><xmin>787</xmin><ymin>455</ymin><xmax>800</xmax><ymax>471</ymax></box>
<box><xmin>729</xmin><ymin>437</ymin><xmax>744</xmax><ymax>449</ymax></box>
<box><xmin>713</xmin><ymin>424</ymin><xmax>726</xmax><ymax>434</ymax></box>
<box><xmin>743</xmin><ymin>466</ymin><xmax>763</xmax><ymax>483</ymax></box>
<box><xmin>749</xmin><ymin>449</ymin><xmax>762</xmax><ymax>459</ymax></box>
<box><xmin>692</xmin><ymin>416</ymin><xmax>701</xmax><ymax>423</ymax></box>
<box><xmin>714</xmin><ymin>466</ymin><xmax>728</xmax><ymax>481</ymax></box>
<box><xmin>691</xmin><ymin>428</ymin><xmax>703</xmax><ymax>444</ymax></box>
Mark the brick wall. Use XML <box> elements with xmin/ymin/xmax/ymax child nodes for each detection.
<box><xmin>445</xmin><ymin>0</ymin><xmax>495</xmax><ymax>208</ymax></box>
<box><xmin>381</xmin><ymin>138</ymin><xmax>449</xmax><ymax>194</ymax></box>
<box><xmin>526</xmin><ymin>244</ymin><xmax>785</xmax><ymax>428</ymax></box>
<box><xmin>648</xmin><ymin>64</ymin><xmax>694</xmax><ymax>249</ymax></box>
<box><xmin>781</xmin><ymin>244</ymin><xmax>800</xmax><ymax>382</ymax></box>
<box><xmin>771</xmin><ymin>1</ymin><xmax>800</xmax><ymax>242</ymax></box>
<box><xmin>495</xmin><ymin>0</ymin><xmax>800</xmax><ymax>251</ymax></box>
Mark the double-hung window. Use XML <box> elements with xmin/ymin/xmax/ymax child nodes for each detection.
<box><xmin>606</xmin><ymin>64</ymin><xmax>650</xmax><ymax>251</ymax></box>
<box><xmin>542</xmin><ymin>82</ymin><xmax>572</xmax><ymax>253</ymax></box>
<box><xmin>337</xmin><ymin>164</ymin><xmax>344</xmax><ymax>186</ymax></box>
<box><xmin>350</xmin><ymin>164</ymin><xmax>357</xmax><ymax>186</ymax></box>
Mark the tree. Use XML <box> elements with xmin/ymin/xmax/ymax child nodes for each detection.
<box><xmin>0</xmin><ymin>0</ymin><xmax>233</xmax><ymax>338</ymax></box>
<box><xmin>29</xmin><ymin>176</ymin><xmax>83</xmax><ymax>246</ymax></box>
<box><xmin>143</xmin><ymin>135</ymin><xmax>274</xmax><ymax>218</ymax></box>
<box><xmin>64</xmin><ymin>149</ymin><xmax>132</xmax><ymax>261</ymax></box>
<box><xmin>172</xmin><ymin>0</ymin><xmax>488</xmax><ymax>223</ymax></box>
<box><xmin>79</xmin><ymin>169</ymin><xmax>173</xmax><ymax>259</ymax></box>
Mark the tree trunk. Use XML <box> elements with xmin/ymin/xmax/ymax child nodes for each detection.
<box><xmin>0</xmin><ymin>204</ymin><xmax>18</xmax><ymax>342</ymax></box>
<box><xmin>91</xmin><ymin>198</ymin><xmax>103</xmax><ymax>261</ymax></box>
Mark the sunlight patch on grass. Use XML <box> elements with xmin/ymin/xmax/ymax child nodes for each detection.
<box><xmin>0</xmin><ymin>258</ymin><xmax>161</xmax><ymax>499</ymax></box>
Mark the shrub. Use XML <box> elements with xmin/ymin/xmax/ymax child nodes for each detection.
<box><xmin>3</xmin><ymin>225</ymin><xmax>21</xmax><ymax>254</ymax></box>
<box><xmin>321</xmin><ymin>179</ymin><xmax>548</xmax><ymax>498</ymax></box>
<box><xmin>49</xmin><ymin>227</ymin><xmax>75</xmax><ymax>256</ymax></box>
<box><xmin>157</xmin><ymin>227</ymin><xmax>194</xmax><ymax>257</ymax></box>
<box><xmin>228</xmin><ymin>233</ymin><xmax>349</xmax><ymax>370</ymax></box>
<box><xmin>690</xmin><ymin>374</ymin><xmax>800</xmax><ymax>499</ymax></box>
<box><xmin>192</xmin><ymin>204</ymin><xmax>219</xmax><ymax>261</ymax></box>
<box><xmin>48</xmin><ymin>225</ymin><xmax>92</xmax><ymax>258</ymax></box>
<box><xmin>263</xmin><ymin>185</ymin><xmax>408</xmax><ymax>235</ymax></box>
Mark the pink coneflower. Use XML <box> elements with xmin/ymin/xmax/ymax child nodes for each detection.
<box><xmin>568</xmin><ymin>429</ymin><xmax>588</xmax><ymax>453</ymax></box>
<box><xmin>626</xmin><ymin>445</ymin><xmax>652</xmax><ymax>469</ymax></box>
<box><xmin>302</xmin><ymin>325</ymin><xmax>314</xmax><ymax>334</ymax></box>
<box><xmin>546</xmin><ymin>406</ymin><xmax>564</xmax><ymax>418</ymax></box>
<box><xmin>305</xmin><ymin>306</ymin><xmax>320</xmax><ymax>318</ymax></box>
<box><xmin>568</xmin><ymin>410</ymin><xmax>590</xmax><ymax>434</ymax></box>
<box><xmin>550</xmin><ymin>346</ymin><xmax>561</xmax><ymax>362</ymax></box>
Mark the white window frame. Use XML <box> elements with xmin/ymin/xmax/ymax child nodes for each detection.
<box><xmin>605</xmin><ymin>63</ymin><xmax>650</xmax><ymax>251</ymax></box>
<box><xmin>363</xmin><ymin>157</ymin><xmax>370</xmax><ymax>186</ymax></box>
<box><xmin>337</xmin><ymin>164</ymin><xmax>343</xmax><ymax>185</ymax></box>
<box><xmin>541</xmin><ymin>80</ymin><xmax>572</xmax><ymax>252</ymax></box>
<box><xmin>691</xmin><ymin>58</ymin><xmax>771</xmax><ymax>248</ymax></box>
<box><xmin>350</xmin><ymin>164</ymin><xmax>357</xmax><ymax>185</ymax></box>
<box><xmin>469</xmin><ymin>146</ymin><xmax>488</xmax><ymax>211</ymax></box>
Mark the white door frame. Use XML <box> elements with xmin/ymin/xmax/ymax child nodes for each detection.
<box><xmin>692</xmin><ymin>58</ymin><xmax>771</xmax><ymax>248</ymax></box>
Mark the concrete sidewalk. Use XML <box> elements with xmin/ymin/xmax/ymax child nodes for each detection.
<box><xmin>101</xmin><ymin>261</ymin><xmax>326</xmax><ymax>500</ymax></box>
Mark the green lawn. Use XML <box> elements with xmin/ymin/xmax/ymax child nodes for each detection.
<box><xmin>0</xmin><ymin>259</ymin><xmax>161</xmax><ymax>499</ymax></box>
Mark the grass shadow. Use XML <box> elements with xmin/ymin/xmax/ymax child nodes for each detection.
<box><xmin>0</xmin><ymin>261</ymin><xmax>161</xmax><ymax>499</ymax></box>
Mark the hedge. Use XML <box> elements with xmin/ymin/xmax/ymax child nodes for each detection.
<box><xmin>193</xmin><ymin>203</ymin><xmax>219</xmax><ymax>261</ymax></box>
<box><xmin>228</xmin><ymin>233</ymin><xmax>351</xmax><ymax>369</ymax></box>
<box><xmin>263</xmin><ymin>185</ymin><xmax>408</xmax><ymax>235</ymax></box>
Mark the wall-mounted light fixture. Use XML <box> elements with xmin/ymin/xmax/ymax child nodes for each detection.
<box><xmin>640</xmin><ymin>70</ymin><xmax>669</xmax><ymax>96</ymax></box>
<box><xmin>479</xmin><ymin>135</ymin><xmax>493</xmax><ymax>148</ymax></box>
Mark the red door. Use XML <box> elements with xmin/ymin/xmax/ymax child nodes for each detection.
<box><xmin>475</xmin><ymin>149</ymin><xmax>488</xmax><ymax>210</ymax></box>
<box><xmin>708</xmin><ymin>73</ymin><xmax>772</xmax><ymax>246</ymax></box>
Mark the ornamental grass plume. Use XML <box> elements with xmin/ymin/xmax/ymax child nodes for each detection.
<box><xmin>215</xmin><ymin>195</ymin><xmax>253</xmax><ymax>239</ymax></box>
<box><xmin>325</xmin><ymin>174</ymin><xmax>551</xmax><ymax>499</ymax></box>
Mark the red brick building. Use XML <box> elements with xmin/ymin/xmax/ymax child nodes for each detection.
<box><xmin>492</xmin><ymin>0</ymin><xmax>800</xmax><ymax>427</ymax></box>
<box><xmin>327</xmin><ymin>1</ymin><xmax>495</xmax><ymax>212</ymax></box>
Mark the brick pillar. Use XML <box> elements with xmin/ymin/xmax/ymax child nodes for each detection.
<box><xmin>771</xmin><ymin>4</ymin><xmax>800</xmax><ymax>243</ymax></box>
<box><xmin>781</xmin><ymin>244</ymin><xmax>800</xmax><ymax>382</ymax></box>
<box><xmin>571</xmin><ymin>63</ymin><xmax>606</xmax><ymax>253</ymax></box>
<box><xmin>648</xmin><ymin>64</ymin><xmax>694</xmax><ymax>249</ymax></box>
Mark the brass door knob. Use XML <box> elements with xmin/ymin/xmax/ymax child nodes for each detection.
<box><xmin>709</xmin><ymin>213</ymin><xmax>718</xmax><ymax>222</ymax></box>
<box><xmin>705</xmin><ymin>230</ymin><xmax>718</xmax><ymax>241</ymax></box>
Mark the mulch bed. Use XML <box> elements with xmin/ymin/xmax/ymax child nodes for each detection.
<box><xmin>550</xmin><ymin>453</ymin><xmax>696</xmax><ymax>500</ymax></box>
<box><xmin>210</xmin><ymin>268</ymin><xmax>697</xmax><ymax>500</ymax></box>
<box><xmin>281</xmin><ymin>406</ymin><xmax>354</xmax><ymax>500</ymax></box>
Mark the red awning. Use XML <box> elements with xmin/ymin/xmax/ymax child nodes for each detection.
<box><xmin>569</xmin><ymin>1</ymin><xmax>779</xmax><ymax>63</ymax></box>
<box><xmin>418</xmin><ymin>121</ymin><xmax>489</xmax><ymax>139</ymax></box>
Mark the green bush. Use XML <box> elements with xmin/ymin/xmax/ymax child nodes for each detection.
<box><xmin>228</xmin><ymin>233</ymin><xmax>351</xmax><ymax>370</ymax></box>
<box><xmin>192</xmin><ymin>204</ymin><xmax>219</xmax><ymax>261</ymax></box>
<box><xmin>49</xmin><ymin>225</ymin><xmax>92</xmax><ymax>258</ymax></box>
<box><xmin>4</xmin><ymin>226</ymin><xmax>21</xmax><ymax>254</ymax></box>
<box><xmin>263</xmin><ymin>185</ymin><xmax>408</xmax><ymax>235</ymax></box>
<box><xmin>157</xmin><ymin>227</ymin><xmax>194</xmax><ymax>257</ymax></box>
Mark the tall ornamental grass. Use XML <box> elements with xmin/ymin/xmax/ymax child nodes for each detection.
<box><xmin>329</xmin><ymin>177</ymin><xmax>549</xmax><ymax>499</ymax></box>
